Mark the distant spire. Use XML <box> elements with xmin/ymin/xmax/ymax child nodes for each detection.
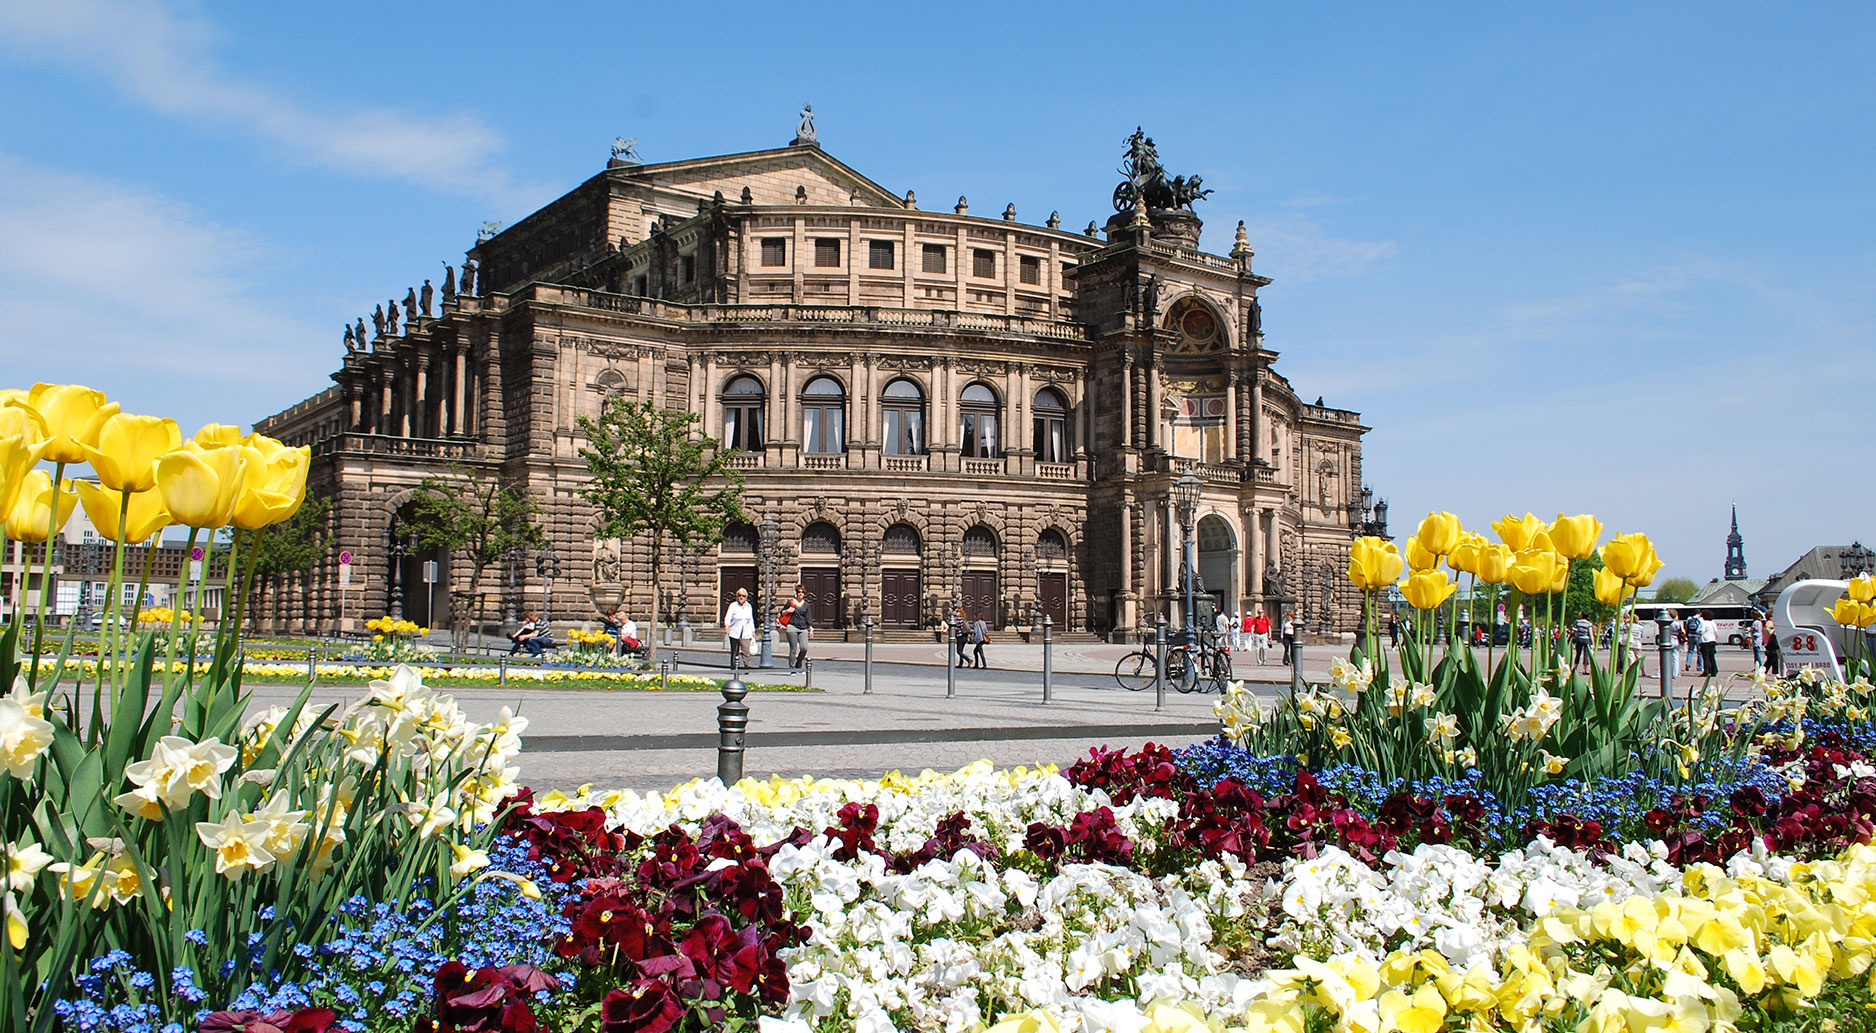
<box><xmin>1724</xmin><ymin>502</ymin><xmax>1748</xmax><ymax>580</ymax></box>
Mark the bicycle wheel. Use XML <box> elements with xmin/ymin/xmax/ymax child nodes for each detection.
<box><xmin>1171</xmin><ymin>652</ymin><xmax>1199</xmax><ymax>693</ymax></box>
<box><xmin>1114</xmin><ymin>651</ymin><xmax>1155</xmax><ymax>692</ymax></box>
<box><xmin>1209</xmin><ymin>648</ymin><xmax>1232</xmax><ymax>681</ymax></box>
<box><xmin>1206</xmin><ymin>661</ymin><xmax>1230</xmax><ymax>695</ymax></box>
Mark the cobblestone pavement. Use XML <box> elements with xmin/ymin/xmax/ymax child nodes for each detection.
<box><xmin>244</xmin><ymin>638</ymin><xmax>1772</xmax><ymax>793</ymax></box>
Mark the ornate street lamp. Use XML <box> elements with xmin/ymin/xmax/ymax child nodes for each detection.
<box><xmin>535</xmin><ymin>543</ymin><xmax>564</xmax><ymax>626</ymax></box>
<box><xmin>502</xmin><ymin>545</ymin><xmax>525</xmax><ymax>625</ymax></box>
<box><xmin>388</xmin><ymin>525</ymin><xmax>409</xmax><ymax>619</ymax></box>
<box><xmin>1175</xmin><ymin>469</ymin><xmax>1201</xmax><ymax>636</ymax></box>
<box><xmin>757</xmin><ymin>515</ymin><xmax>780</xmax><ymax>669</ymax></box>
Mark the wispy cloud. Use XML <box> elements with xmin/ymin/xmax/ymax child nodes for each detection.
<box><xmin>0</xmin><ymin>155</ymin><xmax>332</xmax><ymax>430</ymax></box>
<box><xmin>1241</xmin><ymin>210</ymin><xmax>1398</xmax><ymax>284</ymax></box>
<box><xmin>0</xmin><ymin>0</ymin><xmax>521</xmax><ymax>202</ymax></box>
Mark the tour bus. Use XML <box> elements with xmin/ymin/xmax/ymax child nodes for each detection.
<box><xmin>1773</xmin><ymin>579</ymin><xmax>1873</xmax><ymax>681</ymax></box>
<box><xmin>1623</xmin><ymin>601</ymin><xmax>1758</xmax><ymax>647</ymax></box>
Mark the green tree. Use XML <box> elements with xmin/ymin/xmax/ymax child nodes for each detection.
<box><xmin>1652</xmin><ymin>577</ymin><xmax>1699</xmax><ymax>604</ymax></box>
<box><xmin>405</xmin><ymin>467</ymin><xmax>549</xmax><ymax>651</ymax></box>
<box><xmin>246</xmin><ymin>492</ymin><xmax>333</xmax><ymax>629</ymax></box>
<box><xmin>576</xmin><ymin>398</ymin><xmax>746</xmax><ymax>665</ymax></box>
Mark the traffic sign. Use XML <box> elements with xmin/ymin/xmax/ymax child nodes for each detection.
<box><xmin>338</xmin><ymin>550</ymin><xmax>354</xmax><ymax>565</ymax></box>
<box><xmin>190</xmin><ymin>546</ymin><xmax>203</xmax><ymax>561</ymax></box>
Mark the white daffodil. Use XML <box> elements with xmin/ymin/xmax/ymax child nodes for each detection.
<box><xmin>195</xmin><ymin>812</ymin><xmax>278</xmax><ymax>879</ymax></box>
<box><xmin>0</xmin><ymin>698</ymin><xmax>53</xmax><ymax>779</ymax></box>
<box><xmin>5</xmin><ymin>841</ymin><xmax>53</xmax><ymax>892</ymax></box>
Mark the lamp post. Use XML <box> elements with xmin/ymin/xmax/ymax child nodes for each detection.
<box><xmin>1347</xmin><ymin>484</ymin><xmax>1389</xmax><ymax>539</ymax></box>
<box><xmin>502</xmin><ymin>545</ymin><xmax>524</xmax><ymax>625</ymax></box>
<box><xmin>388</xmin><ymin>526</ymin><xmax>409</xmax><ymax>619</ymax></box>
<box><xmin>74</xmin><ymin>539</ymin><xmax>104</xmax><ymax>630</ymax></box>
<box><xmin>534</xmin><ymin>543</ymin><xmax>563</xmax><ymax>627</ymax></box>
<box><xmin>1174</xmin><ymin>469</ymin><xmax>1201</xmax><ymax>637</ymax></box>
<box><xmin>757</xmin><ymin>515</ymin><xmax>780</xmax><ymax>669</ymax></box>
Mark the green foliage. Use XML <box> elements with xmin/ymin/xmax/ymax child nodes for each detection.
<box><xmin>249</xmin><ymin>492</ymin><xmax>333</xmax><ymax>580</ymax></box>
<box><xmin>1653</xmin><ymin>577</ymin><xmax>1700</xmax><ymax>604</ymax></box>
<box><xmin>576</xmin><ymin>398</ymin><xmax>746</xmax><ymax>662</ymax></box>
<box><xmin>405</xmin><ymin>466</ymin><xmax>548</xmax><ymax>647</ymax></box>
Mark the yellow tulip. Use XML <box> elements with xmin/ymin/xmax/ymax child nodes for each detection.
<box><xmin>1628</xmin><ymin>548</ymin><xmax>1665</xmax><ymax>588</ymax></box>
<box><xmin>27</xmin><ymin>383</ymin><xmax>119</xmax><ymax>465</ymax></box>
<box><xmin>6</xmin><ymin>471</ymin><xmax>77</xmax><ymax>541</ymax></box>
<box><xmin>1492</xmin><ymin>512</ymin><xmax>1546</xmax><ymax>552</ymax></box>
<box><xmin>156</xmin><ymin>446</ymin><xmax>245</xmax><ymax>528</ymax></box>
<box><xmin>1404</xmin><ymin>535</ymin><xmax>1439</xmax><ymax>571</ymax></box>
<box><xmin>1508</xmin><ymin>550</ymin><xmax>1562</xmax><ymax>595</ymax></box>
<box><xmin>82</xmin><ymin>412</ymin><xmax>181</xmax><ymax>493</ymax></box>
<box><xmin>0</xmin><ymin>433</ymin><xmax>48</xmax><ymax>522</ymax></box>
<box><xmin>1548</xmin><ymin>513</ymin><xmax>1603</xmax><ymax>560</ymax></box>
<box><xmin>1599</xmin><ymin>532</ymin><xmax>1656</xmax><ymax>581</ymax></box>
<box><xmin>1476</xmin><ymin>543</ymin><xmax>1514</xmax><ymax>585</ymax></box>
<box><xmin>75</xmin><ymin>482</ymin><xmax>171</xmax><ymax>543</ymax></box>
<box><xmin>230</xmin><ymin>441</ymin><xmax>310</xmax><ymax>529</ymax></box>
<box><xmin>1348</xmin><ymin>536</ymin><xmax>1404</xmax><ymax>590</ymax></box>
<box><xmin>1414</xmin><ymin>511</ymin><xmax>1462</xmax><ymax>557</ymax></box>
<box><xmin>1400</xmin><ymin>569</ymin><xmax>1458</xmax><ymax>611</ymax></box>
<box><xmin>1593</xmin><ymin>567</ymin><xmax>1629</xmax><ymax>608</ymax></box>
<box><xmin>192</xmin><ymin>423</ymin><xmax>246</xmax><ymax>449</ymax></box>
<box><xmin>1826</xmin><ymin>597</ymin><xmax>1861</xmax><ymax>628</ymax></box>
<box><xmin>1447</xmin><ymin>531</ymin><xmax>1487</xmax><ymax>576</ymax></box>
<box><xmin>0</xmin><ymin>400</ymin><xmax>47</xmax><ymax>443</ymax></box>
<box><xmin>1849</xmin><ymin>574</ymin><xmax>1876</xmax><ymax>604</ymax></box>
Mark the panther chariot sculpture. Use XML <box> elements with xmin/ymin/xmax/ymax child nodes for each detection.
<box><xmin>1113</xmin><ymin>128</ymin><xmax>1214</xmax><ymax>213</ymax></box>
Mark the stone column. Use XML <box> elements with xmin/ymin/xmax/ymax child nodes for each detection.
<box><xmin>377</xmin><ymin>373</ymin><xmax>393</xmax><ymax>436</ymax></box>
<box><xmin>1248</xmin><ymin>507</ymin><xmax>1265</xmax><ymax>598</ymax></box>
<box><xmin>1250</xmin><ymin>367</ymin><xmax>1265</xmax><ymax>464</ymax></box>
<box><xmin>767</xmin><ymin>352</ymin><xmax>783</xmax><ymax>458</ymax></box>
<box><xmin>1146</xmin><ymin>358</ymin><xmax>1161</xmax><ymax>452</ymax></box>
<box><xmin>1119</xmin><ymin>353</ymin><xmax>1134</xmax><ymax>450</ymax></box>
<box><xmin>414</xmin><ymin>353</ymin><xmax>431</xmax><ymax>438</ymax></box>
<box><xmin>450</xmin><ymin>346</ymin><xmax>467</xmax><ymax>436</ymax></box>
<box><xmin>1225</xmin><ymin>370</ymin><xmax>1239</xmax><ymax>464</ymax></box>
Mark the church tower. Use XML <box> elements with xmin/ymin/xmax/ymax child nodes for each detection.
<box><xmin>1723</xmin><ymin>504</ymin><xmax>1748</xmax><ymax>580</ymax></box>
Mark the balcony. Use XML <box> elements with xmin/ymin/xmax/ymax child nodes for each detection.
<box><xmin>1036</xmin><ymin>462</ymin><xmax>1077</xmax><ymax>481</ymax></box>
<box><xmin>313</xmin><ymin>433</ymin><xmax>485</xmax><ymax>462</ymax></box>
<box><xmin>800</xmin><ymin>453</ymin><xmax>846</xmax><ymax>470</ymax></box>
<box><xmin>961</xmin><ymin>458</ymin><xmax>1003</xmax><ymax>477</ymax></box>
<box><xmin>727</xmin><ymin>453</ymin><xmax>762</xmax><ymax>470</ymax></box>
<box><xmin>882</xmin><ymin>455</ymin><xmax>928</xmax><ymax>473</ymax></box>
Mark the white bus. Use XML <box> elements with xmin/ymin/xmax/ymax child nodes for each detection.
<box><xmin>1623</xmin><ymin>602</ymin><xmax>1759</xmax><ymax>648</ymax></box>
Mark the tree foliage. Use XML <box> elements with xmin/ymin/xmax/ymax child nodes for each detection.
<box><xmin>576</xmin><ymin>398</ymin><xmax>746</xmax><ymax>663</ymax></box>
<box><xmin>405</xmin><ymin>467</ymin><xmax>548</xmax><ymax>649</ymax></box>
<box><xmin>250</xmin><ymin>492</ymin><xmax>333</xmax><ymax>581</ymax></box>
<box><xmin>1652</xmin><ymin>577</ymin><xmax>1700</xmax><ymax>604</ymax></box>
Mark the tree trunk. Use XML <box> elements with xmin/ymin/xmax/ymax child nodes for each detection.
<box><xmin>647</xmin><ymin>532</ymin><xmax>662</xmax><ymax>666</ymax></box>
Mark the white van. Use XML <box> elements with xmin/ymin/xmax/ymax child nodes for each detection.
<box><xmin>1772</xmin><ymin>579</ymin><xmax>1873</xmax><ymax>680</ymax></box>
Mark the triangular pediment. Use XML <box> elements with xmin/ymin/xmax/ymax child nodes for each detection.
<box><xmin>608</xmin><ymin>145</ymin><xmax>901</xmax><ymax>208</ymax></box>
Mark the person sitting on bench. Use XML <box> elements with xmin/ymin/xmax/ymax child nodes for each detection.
<box><xmin>509</xmin><ymin>611</ymin><xmax>546</xmax><ymax>656</ymax></box>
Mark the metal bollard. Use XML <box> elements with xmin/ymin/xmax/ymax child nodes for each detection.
<box><xmin>499</xmin><ymin>657</ymin><xmax>507</xmax><ymax>687</ymax></box>
<box><xmin>946</xmin><ymin>631</ymin><xmax>956</xmax><ymax>699</ymax></box>
<box><xmin>863</xmin><ymin>619</ymin><xmax>875</xmax><ymax>695</ymax></box>
<box><xmin>307</xmin><ymin>646</ymin><xmax>316</xmax><ymax>682</ymax></box>
<box><xmin>1657</xmin><ymin>617</ymin><xmax>1674</xmax><ymax>701</ymax></box>
<box><xmin>1041</xmin><ymin>614</ymin><xmax>1054</xmax><ymax>703</ymax></box>
<box><xmin>1154</xmin><ymin>616</ymin><xmax>1167</xmax><ymax>712</ymax></box>
<box><xmin>717</xmin><ymin>674</ymin><xmax>749</xmax><ymax>784</ymax></box>
<box><xmin>1290</xmin><ymin>636</ymin><xmax>1304</xmax><ymax>698</ymax></box>
<box><xmin>804</xmin><ymin>659</ymin><xmax>813</xmax><ymax>689</ymax></box>
<box><xmin>659</xmin><ymin>657</ymin><xmax>669</xmax><ymax>692</ymax></box>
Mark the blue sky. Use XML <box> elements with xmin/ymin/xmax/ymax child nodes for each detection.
<box><xmin>0</xmin><ymin>1</ymin><xmax>1870</xmax><ymax>584</ymax></box>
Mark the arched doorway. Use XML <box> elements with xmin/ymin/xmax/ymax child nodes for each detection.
<box><xmin>1036</xmin><ymin>528</ymin><xmax>1069</xmax><ymax>630</ymax></box>
<box><xmin>799</xmin><ymin>521</ymin><xmax>842</xmax><ymax>628</ymax></box>
<box><xmin>961</xmin><ymin>525</ymin><xmax>999</xmax><ymax>628</ymax></box>
<box><xmin>717</xmin><ymin>520</ymin><xmax>759</xmax><ymax>623</ymax></box>
<box><xmin>880</xmin><ymin>523</ymin><xmax>922</xmax><ymax>628</ymax></box>
<box><xmin>389</xmin><ymin>504</ymin><xmax>450</xmax><ymax>631</ymax></box>
<box><xmin>1196</xmin><ymin>514</ymin><xmax>1238</xmax><ymax>622</ymax></box>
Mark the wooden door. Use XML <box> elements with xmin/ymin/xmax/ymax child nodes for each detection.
<box><xmin>1038</xmin><ymin>572</ymin><xmax>1068</xmax><ymax>630</ymax></box>
<box><xmin>961</xmin><ymin>571</ymin><xmax>999</xmax><ymax>629</ymax></box>
<box><xmin>881</xmin><ymin>569</ymin><xmax>922</xmax><ymax>628</ymax></box>
<box><xmin>800</xmin><ymin>568</ymin><xmax>840</xmax><ymax>628</ymax></box>
<box><xmin>718</xmin><ymin>566</ymin><xmax>758</xmax><ymax>625</ymax></box>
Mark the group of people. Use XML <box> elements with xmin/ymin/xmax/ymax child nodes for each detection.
<box><xmin>949</xmin><ymin>609</ymin><xmax>991</xmax><ymax>668</ymax></box>
<box><xmin>721</xmin><ymin>585</ymin><xmax>816</xmax><ymax>671</ymax></box>
<box><xmin>508</xmin><ymin>605</ymin><xmax>644</xmax><ymax>656</ymax></box>
<box><xmin>1208</xmin><ymin>608</ymin><xmax>1296</xmax><ymax>666</ymax></box>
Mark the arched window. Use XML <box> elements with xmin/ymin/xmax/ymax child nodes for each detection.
<box><xmin>721</xmin><ymin>521</ymin><xmax>757</xmax><ymax>554</ymax></box>
<box><xmin>801</xmin><ymin>376</ymin><xmax>846</xmax><ymax>454</ymax></box>
<box><xmin>1033</xmin><ymin>387</ymin><xmax>1069</xmax><ymax>462</ymax></box>
<box><xmin>962</xmin><ymin>525</ymin><xmax>998</xmax><ymax>558</ymax></box>
<box><xmin>959</xmin><ymin>383</ymin><xmax>1000</xmax><ymax>459</ymax></box>
<box><xmin>1037</xmin><ymin>528</ymin><xmax>1068</xmax><ymax>561</ymax></box>
<box><xmin>882</xmin><ymin>523</ymin><xmax>922</xmax><ymax>556</ymax></box>
<box><xmin>881</xmin><ymin>378</ymin><xmax>925</xmax><ymax>456</ymax></box>
<box><xmin>801</xmin><ymin>521</ymin><xmax>841</xmax><ymax>555</ymax></box>
<box><xmin>720</xmin><ymin>375</ymin><xmax>765</xmax><ymax>451</ymax></box>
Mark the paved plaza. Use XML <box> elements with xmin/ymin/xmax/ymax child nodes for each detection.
<box><xmin>241</xmin><ymin>636</ymin><xmax>1773</xmax><ymax>793</ymax></box>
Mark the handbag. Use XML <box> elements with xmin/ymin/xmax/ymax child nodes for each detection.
<box><xmin>779</xmin><ymin>612</ymin><xmax>791</xmax><ymax>626</ymax></box>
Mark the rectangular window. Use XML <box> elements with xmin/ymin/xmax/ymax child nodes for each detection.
<box><xmin>961</xmin><ymin>412</ymin><xmax>1000</xmax><ymax>458</ymax></box>
<box><xmin>634</xmin><ymin>275</ymin><xmax>647</xmax><ymax>295</ymax></box>
<box><xmin>723</xmin><ymin>407</ymin><xmax>764</xmax><ymax>451</ymax></box>
<box><xmin>1019</xmin><ymin>255</ymin><xmax>1041</xmax><ymax>285</ymax></box>
<box><xmin>868</xmin><ymin>240</ymin><xmax>895</xmax><ymax>270</ymax></box>
<box><xmin>680</xmin><ymin>255</ymin><xmax>696</xmax><ymax>283</ymax></box>
<box><xmin>921</xmin><ymin>243</ymin><xmax>947</xmax><ymax>274</ymax></box>
<box><xmin>814</xmin><ymin>238</ymin><xmax>841</xmax><ymax>267</ymax></box>
<box><xmin>760</xmin><ymin>238</ymin><xmax>786</xmax><ymax>266</ymax></box>
<box><xmin>803</xmin><ymin>407</ymin><xmax>845</xmax><ymax>453</ymax></box>
<box><xmin>972</xmin><ymin>248</ymin><xmax>997</xmax><ymax>279</ymax></box>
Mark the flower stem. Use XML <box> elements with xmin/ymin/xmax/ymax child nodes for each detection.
<box><xmin>164</xmin><ymin>526</ymin><xmax>200</xmax><ymax>681</ymax></box>
<box><xmin>30</xmin><ymin>460</ymin><xmax>65</xmax><ymax>682</ymax></box>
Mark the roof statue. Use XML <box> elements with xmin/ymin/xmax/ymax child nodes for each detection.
<box><xmin>792</xmin><ymin>104</ymin><xmax>818</xmax><ymax>147</ymax></box>
<box><xmin>477</xmin><ymin>220</ymin><xmax>503</xmax><ymax>243</ymax></box>
<box><xmin>609</xmin><ymin>136</ymin><xmax>642</xmax><ymax>165</ymax></box>
<box><xmin>1113</xmin><ymin>127</ymin><xmax>1213</xmax><ymax>213</ymax></box>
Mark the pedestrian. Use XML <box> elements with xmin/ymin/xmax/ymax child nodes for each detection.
<box><xmin>1698</xmin><ymin>609</ymin><xmax>1720</xmax><ymax>680</ymax></box>
<box><xmin>1626</xmin><ymin>616</ymin><xmax>1648</xmax><ymax>678</ymax></box>
<box><xmin>782</xmin><ymin>584</ymin><xmax>813</xmax><ymax>670</ymax></box>
<box><xmin>1239</xmin><ymin>610</ymin><xmax>1252</xmax><ymax>654</ymax></box>
<box><xmin>1666</xmin><ymin>609</ymin><xmax>1687</xmax><ymax>675</ymax></box>
<box><xmin>1280</xmin><ymin>614</ymin><xmax>1296</xmax><ymax>666</ymax></box>
<box><xmin>1251</xmin><ymin>608</ymin><xmax>1270</xmax><ymax>665</ymax></box>
<box><xmin>1682</xmin><ymin>611</ymin><xmax>1702</xmax><ymax>674</ymax></box>
<box><xmin>1765</xmin><ymin>622</ymin><xmax>1783</xmax><ymax>675</ymax></box>
<box><xmin>619</xmin><ymin>614</ymin><xmax>640</xmax><ymax>655</ymax></box>
<box><xmin>1215</xmin><ymin>609</ymin><xmax>1231</xmax><ymax>652</ymax></box>
<box><xmin>950</xmin><ymin>606</ymin><xmax>970</xmax><ymax>667</ymax></box>
<box><xmin>1748</xmin><ymin>615</ymin><xmax>1764</xmax><ymax>670</ymax></box>
<box><xmin>970</xmin><ymin>612</ymin><xmax>989</xmax><ymax>668</ymax></box>
<box><xmin>1387</xmin><ymin>612</ymin><xmax>1400</xmax><ymax>649</ymax></box>
<box><xmin>1571</xmin><ymin>610</ymin><xmax>1593</xmax><ymax>673</ymax></box>
<box><xmin>722</xmin><ymin>589</ymin><xmax>755</xmax><ymax>668</ymax></box>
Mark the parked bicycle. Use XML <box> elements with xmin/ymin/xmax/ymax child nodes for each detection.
<box><xmin>1114</xmin><ymin>629</ymin><xmax>1231</xmax><ymax>694</ymax></box>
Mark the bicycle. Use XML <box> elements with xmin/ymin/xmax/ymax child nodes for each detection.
<box><xmin>1114</xmin><ymin>644</ymin><xmax>1197</xmax><ymax>692</ymax></box>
